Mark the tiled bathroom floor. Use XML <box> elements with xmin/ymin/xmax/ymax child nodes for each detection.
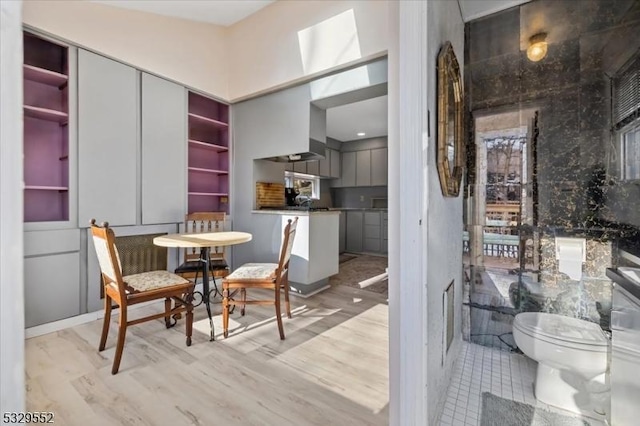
<box><xmin>438</xmin><ymin>341</ymin><xmax>605</xmax><ymax>426</ymax></box>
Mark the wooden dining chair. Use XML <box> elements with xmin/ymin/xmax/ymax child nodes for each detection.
<box><xmin>90</xmin><ymin>219</ymin><xmax>194</xmax><ymax>375</ymax></box>
<box><xmin>174</xmin><ymin>212</ymin><xmax>229</xmax><ymax>296</ymax></box>
<box><xmin>222</xmin><ymin>217</ymin><xmax>298</xmax><ymax>340</ymax></box>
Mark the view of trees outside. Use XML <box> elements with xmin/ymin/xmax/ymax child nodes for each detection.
<box><xmin>484</xmin><ymin>136</ymin><xmax>526</xmax><ymax>203</ymax></box>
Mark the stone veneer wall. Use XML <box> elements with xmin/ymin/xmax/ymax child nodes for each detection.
<box><xmin>464</xmin><ymin>0</ymin><xmax>640</xmax><ymax>330</ymax></box>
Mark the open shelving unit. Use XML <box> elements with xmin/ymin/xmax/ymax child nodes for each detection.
<box><xmin>187</xmin><ymin>91</ymin><xmax>230</xmax><ymax>214</ymax></box>
<box><xmin>23</xmin><ymin>32</ymin><xmax>70</xmax><ymax>222</ymax></box>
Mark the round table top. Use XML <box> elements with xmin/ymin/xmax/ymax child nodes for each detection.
<box><xmin>154</xmin><ymin>231</ymin><xmax>252</xmax><ymax>248</ymax></box>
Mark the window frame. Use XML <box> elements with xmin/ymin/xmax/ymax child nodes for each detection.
<box><xmin>619</xmin><ymin>118</ymin><xmax>640</xmax><ymax>182</ymax></box>
<box><xmin>284</xmin><ymin>171</ymin><xmax>320</xmax><ymax>200</ymax></box>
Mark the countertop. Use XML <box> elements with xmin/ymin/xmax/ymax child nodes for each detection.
<box><xmin>329</xmin><ymin>208</ymin><xmax>388</xmax><ymax>212</ymax></box>
<box><xmin>252</xmin><ymin>209</ymin><xmax>340</xmax><ymax>215</ymax></box>
<box><xmin>607</xmin><ymin>267</ymin><xmax>640</xmax><ymax>301</ymax></box>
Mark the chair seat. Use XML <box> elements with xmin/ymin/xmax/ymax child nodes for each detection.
<box><xmin>225</xmin><ymin>263</ymin><xmax>278</xmax><ymax>281</ymax></box>
<box><xmin>122</xmin><ymin>270</ymin><xmax>190</xmax><ymax>292</ymax></box>
<box><xmin>175</xmin><ymin>259</ymin><xmax>229</xmax><ymax>274</ymax></box>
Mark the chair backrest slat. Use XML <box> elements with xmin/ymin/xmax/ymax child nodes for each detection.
<box><xmin>184</xmin><ymin>212</ymin><xmax>226</xmax><ymax>261</ymax></box>
<box><xmin>276</xmin><ymin>217</ymin><xmax>298</xmax><ymax>280</ymax></box>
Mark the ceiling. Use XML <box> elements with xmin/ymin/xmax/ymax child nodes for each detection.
<box><xmin>89</xmin><ymin>1</ymin><xmax>532</xmax><ymax>141</ymax></box>
<box><xmin>458</xmin><ymin>0</ymin><xmax>531</xmax><ymax>22</ymax></box>
<box><xmin>90</xmin><ymin>0</ymin><xmax>275</xmax><ymax>26</ymax></box>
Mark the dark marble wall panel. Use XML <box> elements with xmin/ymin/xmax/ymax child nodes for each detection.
<box><xmin>464</xmin><ymin>0</ymin><xmax>640</xmax><ymax>337</ymax></box>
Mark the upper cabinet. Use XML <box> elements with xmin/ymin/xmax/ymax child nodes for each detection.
<box><xmin>371</xmin><ymin>148</ymin><xmax>388</xmax><ymax>186</ymax></box>
<box><xmin>341</xmin><ymin>152</ymin><xmax>357</xmax><ymax>186</ymax></box>
<box><xmin>78</xmin><ymin>49</ymin><xmax>137</xmax><ymax>227</ymax></box>
<box><xmin>187</xmin><ymin>91</ymin><xmax>230</xmax><ymax>214</ymax></box>
<box><xmin>141</xmin><ymin>73</ymin><xmax>186</xmax><ymax>224</ymax></box>
<box><xmin>356</xmin><ymin>150</ymin><xmax>371</xmax><ymax>186</ymax></box>
<box><xmin>23</xmin><ymin>32</ymin><xmax>76</xmax><ymax>226</ymax></box>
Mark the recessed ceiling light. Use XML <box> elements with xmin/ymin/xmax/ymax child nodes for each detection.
<box><xmin>357</xmin><ymin>132</ymin><xmax>366</xmax><ymax>137</ymax></box>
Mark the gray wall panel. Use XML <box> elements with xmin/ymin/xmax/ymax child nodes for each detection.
<box><xmin>141</xmin><ymin>73</ymin><xmax>186</xmax><ymax>224</ymax></box>
<box><xmin>78</xmin><ymin>50</ymin><xmax>137</xmax><ymax>227</ymax></box>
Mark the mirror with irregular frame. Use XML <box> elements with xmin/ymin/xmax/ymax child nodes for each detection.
<box><xmin>437</xmin><ymin>41</ymin><xmax>464</xmax><ymax>197</ymax></box>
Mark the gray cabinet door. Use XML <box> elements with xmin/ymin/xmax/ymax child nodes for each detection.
<box><xmin>363</xmin><ymin>211</ymin><xmax>381</xmax><ymax>253</ymax></box>
<box><xmin>78</xmin><ymin>50</ymin><xmax>137</xmax><ymax>227</ymax></box>
<box><xmin>306</xmin><ymin>160</ymin><xmax>320</xmax><ymax>176</ymax></box>
<box><xmin>356</xmin><ymin>150</ymin><xmax>372</xmax><ymax>186</ymax></box>
<box><xmin>141</xmin><ymin>73</ymin><xmax>186</xmax><ymax>224</ymax></box>
<box><xmin>346</xmin><ymin>211</ymin><xmax>363</xmax><ymax>253</ymax></box>
<box><xmin>330</xmin><ymin>149</ymin><xmax>341</xmax><ymax>178</ymax></box>
<box><xmin>371</xmin><ymin>148</ymin><xmax>388</xmax><ymax>186</ymax></box>
<box><xmin>319</xmin><ymin>148</ymin><xmax>330</xmax><ymax>177</ymax></box>
<box><xmin>25</xmin><ymin>252</ymin><xmax>80</xmax><ymax>327</ymax></box>
<box><xmin>341</xmin><ymin>152</ymin><xmax>356</xmax><ymax>187</ymax></box>
<box><xmin>293</xmin><ymin>161</ymin><xmax>307</xmax><ymax>174</ymax></box>
<box><xmin>284</xmin><ymin>162</ymin><xmax>294</xmax><ymax>172</ymax></box>
<box><xmin>339</xmin><ymin>210</ymin><xmax>346</xmax><ymax>253</ymax></box>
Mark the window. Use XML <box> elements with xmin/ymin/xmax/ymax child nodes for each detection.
<box><xmin>621</xmin><ymin>121</ymin><xmax>640</xmax><ymax>181</ymax></box>
<box><xmin>284</xmin><ymin>171</ymin><xmax>320</xmax><ymax>199</ymax></box>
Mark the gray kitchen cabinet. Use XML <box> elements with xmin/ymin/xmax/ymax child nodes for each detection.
<box><xmin>330</xmin><ymin>148</ymin><xmax>341</xmax><ymax>178</ymax></box>
<box><xmin>382</xmin><ymin>212</ymin><xmax>388</xmax><ymax>254</ymax></box>
<box><xmin>78</xmin><ymin>49</ymin><xmax>137</xmax><ymax>227</ymax></box>
<box><xmin>293</xmin><ymin>161</ymin><xmax>307</xmax><ymax>174</ymax></box>
<box><xmin>24</xmin><ymin>229</ymin><xmax>80</xmax><ymax>327</ymax></box>
<box><xmin>284</xmin><ymin>162</ymin><xmax>294</xmax><ymax>172</ymax></box>
<box><xmin>339</xmin><ymin>210</ymin><xmax>346</xmax><ymax>253</ymax></box>
<box><xmin>346</xmin><ymin>211</ymin><xmax>363</xmax><ymax>253</ymax></box>
<box><xmin>141</xmin><ymin>73</ymin><xmax>186</xmax><ymax>224</ymax></box>
<box><xmin>363</xmin><ymin>211</ymin><xmax>381</xmax><ymax>252</ymax></box>
<box><xmin>371</xmin><ymin>148</ymin><xmax>388</xmax><ymax>186</ymax></box>
<box><xmin>341</xmin><ymin>151</ymin><xmax>357</xmax><ymax>187</ymax></box>
<box><xmin>306</xmin><ymin>160</ymin><xmax>320</xmax><ymax>176</ymax></box>
<box><xmin>319</xmin><ymin>148</ymin><xmax>331</xmax><ymax>177</ymax></box>
<box><xmin>356</xmin><ymin>150</ymin><xmax>372</xmax><ymax>186</ymax></box>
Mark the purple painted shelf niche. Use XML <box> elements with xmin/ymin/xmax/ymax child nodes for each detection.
<box><xmin>23</xmin><ymin>32</ymin><xmax>70</xmax><ymax>222</ymax></box>
<box><xmin>187</xmin><ymin>92</ymin><xmax>230</xmax><ymax>214</ymax></box>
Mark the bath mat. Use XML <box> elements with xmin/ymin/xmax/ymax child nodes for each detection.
<box><xmin>481</xmin><ymin>392</ymin><xmax>591</xmax><ymax>426</ymax></box>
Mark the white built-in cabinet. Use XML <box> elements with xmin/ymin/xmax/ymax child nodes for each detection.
<box><xmin>78</xmin><ymin>49</ymin><xmax>137</xmax><ymax>227</ymax></box>
<box><xmin>141</xmin><ymin>73</ymin><xmax>186</xmax><ymax>224</ymax></box>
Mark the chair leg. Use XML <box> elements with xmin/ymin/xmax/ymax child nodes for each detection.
<box><xmin>112</xmin><ymin>307</ymin><xmax>128</xmax><ymax>375</ymax></box>
<box><xmin>240</xmin><ymin>288</ymin><xmax>247</xmax><ymax>316</ymax></box>
<box><xmin>222</xmin><ymin>288</ymin><xmax>230</xmax><ymax>338</ymax></box>
<box><xmin>99</xmin><ymin>294</ymin><xmax>112</xmax><ymax>351</ymax></box>
<box><xmin>164</xmin><ymin>297</ymin><xmax>172</xmax><ymax>328</ymax></box>
<box><xmin>274</xmin><ymin>285</ymin><xmax>285</xmax><ymax>340</ymax></box>
<box><xmin>283</xmin><ymin>275</ymin><xmax>292</xmax><ymax>319</ymax></box>
<box><xmin>185</xmin><ymin>294</ymin><xmax>193</xmax><ymax>347</ymax></box>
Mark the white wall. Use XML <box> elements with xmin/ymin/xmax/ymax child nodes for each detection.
<box><xmin>23</xmin><ymin>0</ymin><xmax>229</xmax><ymax>99</ymax></box>
<box><xmin>425</xmin><ymin>1</ymin><xmax>465</xmax><ymax>424</ymax></box>
<box><xmin>0</xmin><ymin>0</ymin><xmax>26</xmax><ymax>414</ymax></box>
<box><xmin>227</xmin><ymin>0</ymin><xmax>389</xmax><ymax>101</ymax></box>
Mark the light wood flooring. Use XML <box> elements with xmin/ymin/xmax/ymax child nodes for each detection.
<box><xmin>26</xmin><ymin>284</ymin><xmax>389</xmax><ymax>425</ymax></box>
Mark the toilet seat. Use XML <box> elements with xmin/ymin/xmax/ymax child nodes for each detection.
<box><xmin>513</xmin><ymin>312</ymin><xmax>609</xmax><ymax>350</ymax></box>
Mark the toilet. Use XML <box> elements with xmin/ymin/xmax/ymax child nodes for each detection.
<box><xmin>513</xmin><ymin>312</ymin><xmax>610</xmax><ymax>419</ymax></box>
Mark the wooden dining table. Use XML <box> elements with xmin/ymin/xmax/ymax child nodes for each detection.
<box><xmin>154</xmin><ymin>231</ymin><xmax>252</xmax><ymax>341</ymax></box>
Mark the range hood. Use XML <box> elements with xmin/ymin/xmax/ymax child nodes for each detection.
<box><xmin>265</xmin><ymin>139</ymin><xmax>326</xmax><ymax>162</ymax></box>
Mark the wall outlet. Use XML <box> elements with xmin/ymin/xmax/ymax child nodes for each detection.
<box><xmin>360</xmin><ymin>195</ymin><xmax>365</xmax><ymax>202</ymax></box>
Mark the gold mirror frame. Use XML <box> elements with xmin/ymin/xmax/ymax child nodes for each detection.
<box><xmin>437</xmin><ymin>42</ymin><xmax>464</xmax><ymax>197</ymax></box>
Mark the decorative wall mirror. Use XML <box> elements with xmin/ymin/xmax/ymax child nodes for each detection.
<box><xmin>437</xmin><ymin>41</ymin><xmax>464</xmax><ymax>197</ymax></box>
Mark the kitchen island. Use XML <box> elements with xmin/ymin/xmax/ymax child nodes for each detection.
<box><xmin>250</xmin><ymin>209</ymin><xmax>340</xmax><ymax>296</ymax></box>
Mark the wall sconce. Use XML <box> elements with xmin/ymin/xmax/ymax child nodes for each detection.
<box><xmin>527</xmin><ymin>32</ymin><xmax>548</xmax><ymax>62</ymax></box>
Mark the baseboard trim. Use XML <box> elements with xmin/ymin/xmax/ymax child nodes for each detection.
<box><xmin>289</xmin><ymin>284</ymin><xmax>331</xmax><ymax>298</ymax></box>
<box><xmin>25</xmin><ymin>282</ymin><xmax>207</xmax><ymax>339</ymax></box>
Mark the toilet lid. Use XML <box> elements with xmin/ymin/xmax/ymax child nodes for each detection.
<box><xmin>515</xmin><ymin>312</ymin><xmax>609</xmax><ymax>347</ymax></box>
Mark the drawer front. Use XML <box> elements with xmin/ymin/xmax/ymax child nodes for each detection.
<box><xmin>364</xmin><ymin>211</ymin><xmax>381</xmax><ymax>226</ymax></box>
<box><xmin>24</xmin><ymin>229</ymin><xmax>80</xmax><ymax>257</ymax></box>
